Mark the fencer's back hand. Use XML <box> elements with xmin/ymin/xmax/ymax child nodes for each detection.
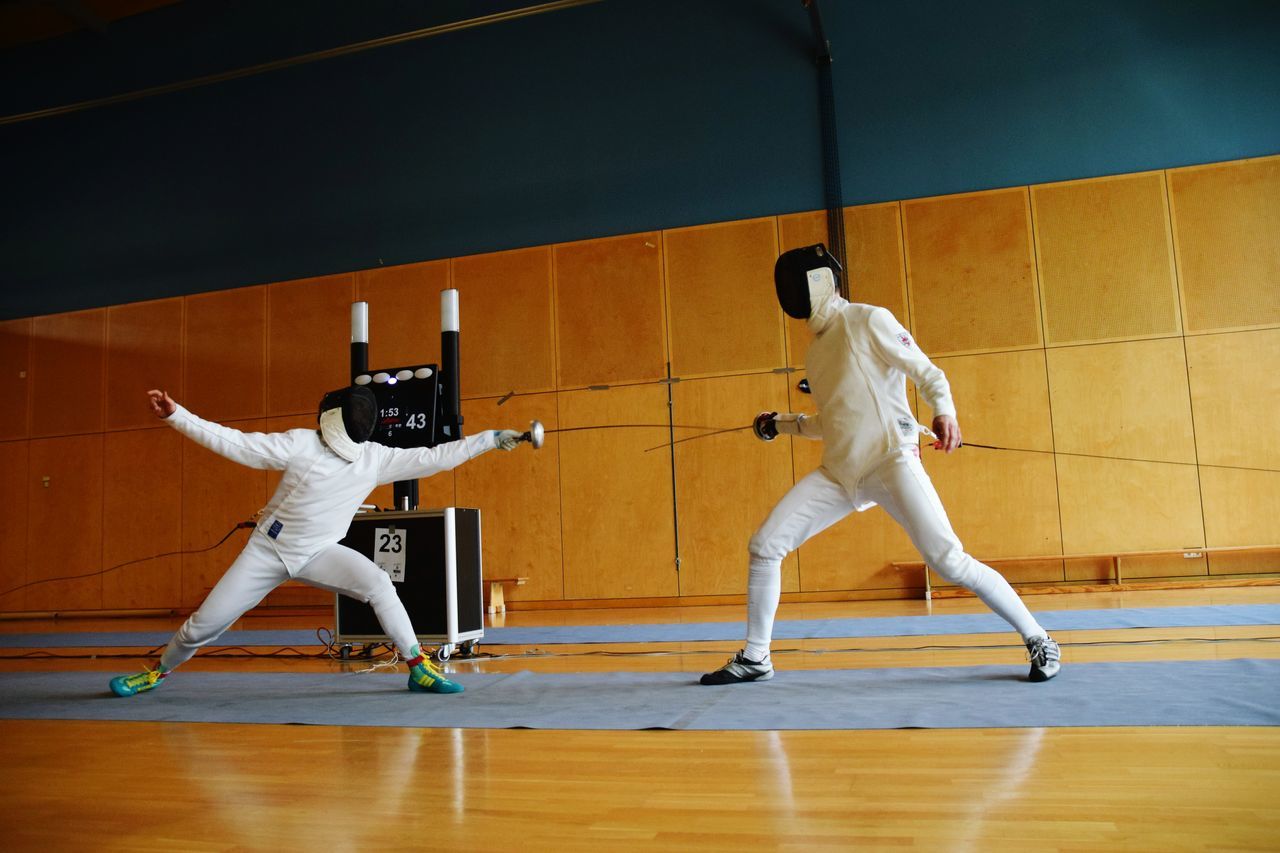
<box><xmin>494</xmin><ymin>430</ymin><xmax>523</xmax><ymax>451</ymax></box>
<box><xmin>146</xmin><ymin>389</ymin><xmax>177</xmax><ymax>419</ymax></box>
<box><xmin>931</xmin><ymin>414</ymin><xmax>961</xmax><ymax>453</ymax></box>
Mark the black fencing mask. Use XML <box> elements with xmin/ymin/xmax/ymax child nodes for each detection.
<box><xmin>317</xmin><ymin>386</ymin><xmax>378</xmax><ymax>460</ymax></box>
<box><xmin>773</xmin><ymin>243</ymin><xmax>843</xmax><ymax>319</ymax></box>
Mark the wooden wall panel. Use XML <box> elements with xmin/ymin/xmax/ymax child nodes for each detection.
<box><xmin>664</xmin><ymin>218</ymin><xmax>783</xmax><ymax>377</ymax></box>
<box><xmin>925</xmin><ymin>350</ymin><xmax>1054</xmax><ymax>452</ymax></box>
<box><xmin>903</xmin><ymin>188</ymin><xmax>1041</xmax><ymax>355</ymax></box>
<box><xmin>451</xmin><ymin>247</ymin><xmax>556</xmax><ymax>398</ymax></box>
<box><xmin>180</xmin><ymin>418</ymin><xmax>267</xmax><ymax>609</ymax></box>
<box><xmin>26</xmin><ymin>435</ymin><xmax>103</xmax><ymax>610</ymax></box>
<box><xmin>778</xmin><ymin>204</ymin><xmax>909</xmax><ymax>369</ymax></box>
<box><xmin>0</xmin><ymin>319</ymin><xmax>31</xmax><ymax>440</ymax></box>
<box><xmin>1186</xmin><ymin>328</ymin><xmax>1280</xmax><ymax>471</ymax></box>
<box><xmin>671</xmin><ymin>373</ymin><xmax>798</xmax><ymax>597</ymax></box>
<box><xmin>1168</xmin><ymin>155</ymin><xmax>1280</xmax><ymax>333</ymax></box>
<box><xmin>267</xmin><ymin>273</ymin><xmax>354</xmax><ymax>416</ymax></box>
<box><xmin>558</xmin><ymin>384</ymin><xmax>677</xmax><ymax>600</ymax></box>
<box><xmin>29</xmin><ymin>309</ymin><xmax>106</xmax><ymax>437</ymax></box>
<box><xmin>1047</xmin><ymin>338</ymin><xmax>1197</xmax><ymax>464</ymax></box>
<box><xmin>106</xmin><ymin>297</ymin><xmax>184</xmax><ymax>431</ymax></box>
<box><xmin>554</xmin><ymin>233</ymin><xmax>667</xmax><ymax>388</ymax></box>
<box><xmin>184</xmin><ymin>286</ymin><xmax>266</xmax><ymax>422</ymax></box>
<box><xmin>457</xmin><ymin>394</ymin><xmax>563</xmax><ymax>603</ymax></box>
<box><xmin>1199</xmin><ymin>466</ymin><xmax>1280</xmax><ymax>549</ymax></box>
<box><xmin>0</xmin><ymin>441</ymin><xmax>29</xmax><ymax>611</ymax></box>
<box><xmin>1056</xmin><ymin>456</ymin><xmax>1204</xmax><ymax>554</ymax></box>
<box><xmin>923</xmin><ymin>448</ymin><xmax>1062</xmax><ymax>560</ymax></box>
<box><xmin>354</xmin><ymin>261</ymin><xmax>450</xmax><ymax>371</ymax></box>
<box><xmin>102</xmin><ymin>428</ymin><xmax>183</xmax><ymax>609</ymax></box>
<box><xmin>1031</xmin><ymin>172</ymin><xmax>1180</xmax><ymax>344</ymax></box>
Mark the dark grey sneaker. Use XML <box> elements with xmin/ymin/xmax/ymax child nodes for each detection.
<box><xmin>1026</xmin><ymin>635</ymin><xmax>1061</xmax><ymax>682</ymax></box>
<box><xmin>700</xmin><ymin>652</ymin><xmax>774</xmax><ymax>685</ymax></box>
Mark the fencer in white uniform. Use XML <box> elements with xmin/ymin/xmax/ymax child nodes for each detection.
<box><xmin>701</xmin><ymin>244</ymin><xmax>1061</xmax><ymax>685</ymax></box>
<box><xmin>110</xmin><ymin>385</ymin><xmax>524</xmax><ymax>697</ymax></box>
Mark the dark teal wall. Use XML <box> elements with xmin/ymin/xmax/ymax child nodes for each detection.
<box><xmin>2</xmin><ymin>0</ymin><xmax>1277</xmax><ymax>320</ymax></box>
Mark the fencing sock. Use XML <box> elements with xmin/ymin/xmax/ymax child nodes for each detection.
<box><xmin>744</xmin><ymin>556</ymin><xmax>782</xmax><ymax>662</ymax></box>
<box><xmin>959</xmin><ymin>558</ymin><xmax>1047</xmax><ymax>641</ymax></box>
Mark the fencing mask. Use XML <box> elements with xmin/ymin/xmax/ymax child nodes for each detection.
<box><xmin>773</xmin><ymin>243</ymin><xmax>843</xmax><ymax>319</ymax></box>
<box><xmin>317</xmin><ymin>385</ymin><xmax>378</xmax><ymax>461</ymax></box>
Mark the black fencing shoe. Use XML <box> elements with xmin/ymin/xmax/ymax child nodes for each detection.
<box><xmin>700</xmin><ymin>651</ymin><xmax>774</xmax><ymax>685</ymax></box>
<box><xmin>1026</xmin><ymin>635</ymin><xmax>1061</xmax><ymax>682</ymax></box>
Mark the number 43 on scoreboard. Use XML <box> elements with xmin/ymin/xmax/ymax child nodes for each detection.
<box><xmin>374</xmin><ymin>527</ymin><xmax>407</xmax><ymax>582</ymax></box>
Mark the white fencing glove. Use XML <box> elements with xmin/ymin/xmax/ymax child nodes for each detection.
<box><xmin>494</xmin><ymin>430</ymin><xmax>523</xmax><ymax>451</ymax></box>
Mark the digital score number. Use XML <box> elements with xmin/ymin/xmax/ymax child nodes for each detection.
<box><xmin>364</xmin><ymin>364</ymin><xmax>441</xmax><ymax>449</ymax></box>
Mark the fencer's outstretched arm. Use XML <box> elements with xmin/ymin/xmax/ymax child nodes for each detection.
<box><xmin>148</xmin><ymin>390</ymin><xmax>297</xmax><ymax>470</ymax></box>
<box><xmin>774</xmin><ymin>412</ymin><xmax>823</xmax><ymax>439</ymax></box>
<box><xmin>375</xmin><ymin>429</ymin><xmax>521</xmax><ymax>484</ymax></box>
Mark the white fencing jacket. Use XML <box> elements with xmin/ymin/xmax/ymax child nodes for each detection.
<box><xmin>165</xmin><ymin>404</ymin><xmax>498</xmax><ymax>575</ymax></box>
<box><xmin>779</xmin><ymin>269</ymin><xmax>956</xmax><ymax>508</ymax></box>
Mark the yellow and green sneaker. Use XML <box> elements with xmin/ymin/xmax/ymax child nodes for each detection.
<box><xmin>109</xmin><ymin>667</ymin><xmax>167</xmax><ymax>697</ymax></box>
<box><xmin>406</xmin><ymin>647</ymin><xmax>463</xmax><ymax>694</ymax></box>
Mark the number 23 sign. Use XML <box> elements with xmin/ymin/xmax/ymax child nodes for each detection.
<box><xmin>374</xmin><ymin>527</ymin><xmax>407</xmax><ymax>582</ymax></box>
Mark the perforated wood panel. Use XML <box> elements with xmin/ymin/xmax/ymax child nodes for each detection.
<box><xmin>1056</xmin><ymin>456</ymin><xmax>1204</xmax><ymax>554</ymax></box>
<box><xmin>555</xmin><ymin>232</ymin><xmax>667</xmax><ymax>388</ymax></box>
<box><xmin>29</xmin><ymin>309</ymin><xmax>105</xmax><ymax>438</ymax></box>
<box><xmin>180</xmin><ymin>418</ymin><xmax>268</xmax><ymax>609</ymax></box>
<box><xmin>102</xmin><ymin>428</ymin><xmax>183</xmax><ymax>609</ymax></box>
<box><xmin>106</xmin><ymin>298</ymin><xmax>184</xmax><ymax>431</ymax></box>
<box><xmin>923</xmin><ymin>447</ymin><xmax>1062</xmax><ymax>560</ymax></box>
<box><xmin>778</xmin><ymin>204</ymin><xmax>909</xmax><ymax>369</ymax></box>
<box><xmin>1047</xmin><ymin>338</ymin><xmax>1197</xmax><ymax>464</ymax></box>
<box><xmin>671</xmin><ymin>373</ymin><xmax>798</xmax><ymax>597</ymax></box>
<box><xmin>1168</xmin><ymin>155</ymin><xmax>1280</xmax><ymax>333</ymax></box>
<box><xmin>903</xmin><ymin>188</ymin><xmax>1041</xmax><ymax>355</ymax></box>
<box><xmin>355</xmin><ymin>261</ymin><xmax>450</xmax><ymax>371</ymax></box>
<box><xmin>1199</xmin><ymin>466</ymin><xmax>1280</xmax><ymax>549</ymax></box>
<box><xmin>0</xmin><ymin>319</ymin><xmax>30</xmax><ymax>441</ymax></box>
<box><xmin>0</xmin><ymin>441</ymin><xmax>28</xmax><ymax>611</ymax></box>
<box><xmin>26</xmin><ymin>434</ymin><xmax>103</xmax><ymax>610</ymax></box>
<box><xmin>1032</xmin><ymin>172</ymin><xmax>1180</xmax><ymax>345</ymax></box>
<box><xmin>558</xmin><ymin>384</ymin><xmax>677</xmax><ymax>600</ymax></box>
<box><xmin>664</xmin><ymin>218</ymin><xmax>783</xmax><ymax>377</ymax></box>
<box><xmin>1185</xmin><ymin>327</ymin><xmax>1280</xmax><ymax>471</ymax></box>
<box><xmin>184</xmin><ymin>286</ymin><xmax>266</xmax><ymax>422</ymax></box>
<box><xmin>457</xmin><ymin>393</ymin><xmax>563</xmax><ymax>602</ymax></box>
<box><xmin>924</xmin><ymin>349</ymin><xmax>1053</xmax><ymax>452</ymax></box>
<box><xmin>452</xmin><ymin>247</ymin><xmax>556</xmax><ymax>398</ymax></box>
<box><xmin>267</xmin><ymin>274</ymin><xmax>354</xmax><ymax>416</ymax></box>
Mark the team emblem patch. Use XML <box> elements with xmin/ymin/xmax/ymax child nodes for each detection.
<box><xmin>896</xmin><ymin>332</ymin><xmax>913</xmax><ymax>349</ymax></box>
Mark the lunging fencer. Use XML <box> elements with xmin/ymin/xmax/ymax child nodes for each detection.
<box><xmin>109</xmin><ymin>386</ymin><xmax>526</xmax><ymax>698</ymax></box>
<box><xmin>701</xmin><ymin>244</ymin><xmax>1061</xmax><ymax>685</ymax></box>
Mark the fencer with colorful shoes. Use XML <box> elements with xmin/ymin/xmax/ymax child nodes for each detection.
<box><xmin>702</xmin><ymin>244</ymin><xmax>1061</xmax><ymax>687</ymax></box>
<box><xmin>108</xmin><ymin>386</ymin><xmax>527</xmax><ymax>698</ymax></box>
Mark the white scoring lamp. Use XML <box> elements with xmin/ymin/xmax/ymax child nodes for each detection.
<box><xmin>351</xmin><ymin>302</ymin><xmax>369</xmax><ymax>344</ymax></box>
<box><xmin>441</xmin><ymin>289</ymin><xmax>459</xmax><ymax>333</ymax></box>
